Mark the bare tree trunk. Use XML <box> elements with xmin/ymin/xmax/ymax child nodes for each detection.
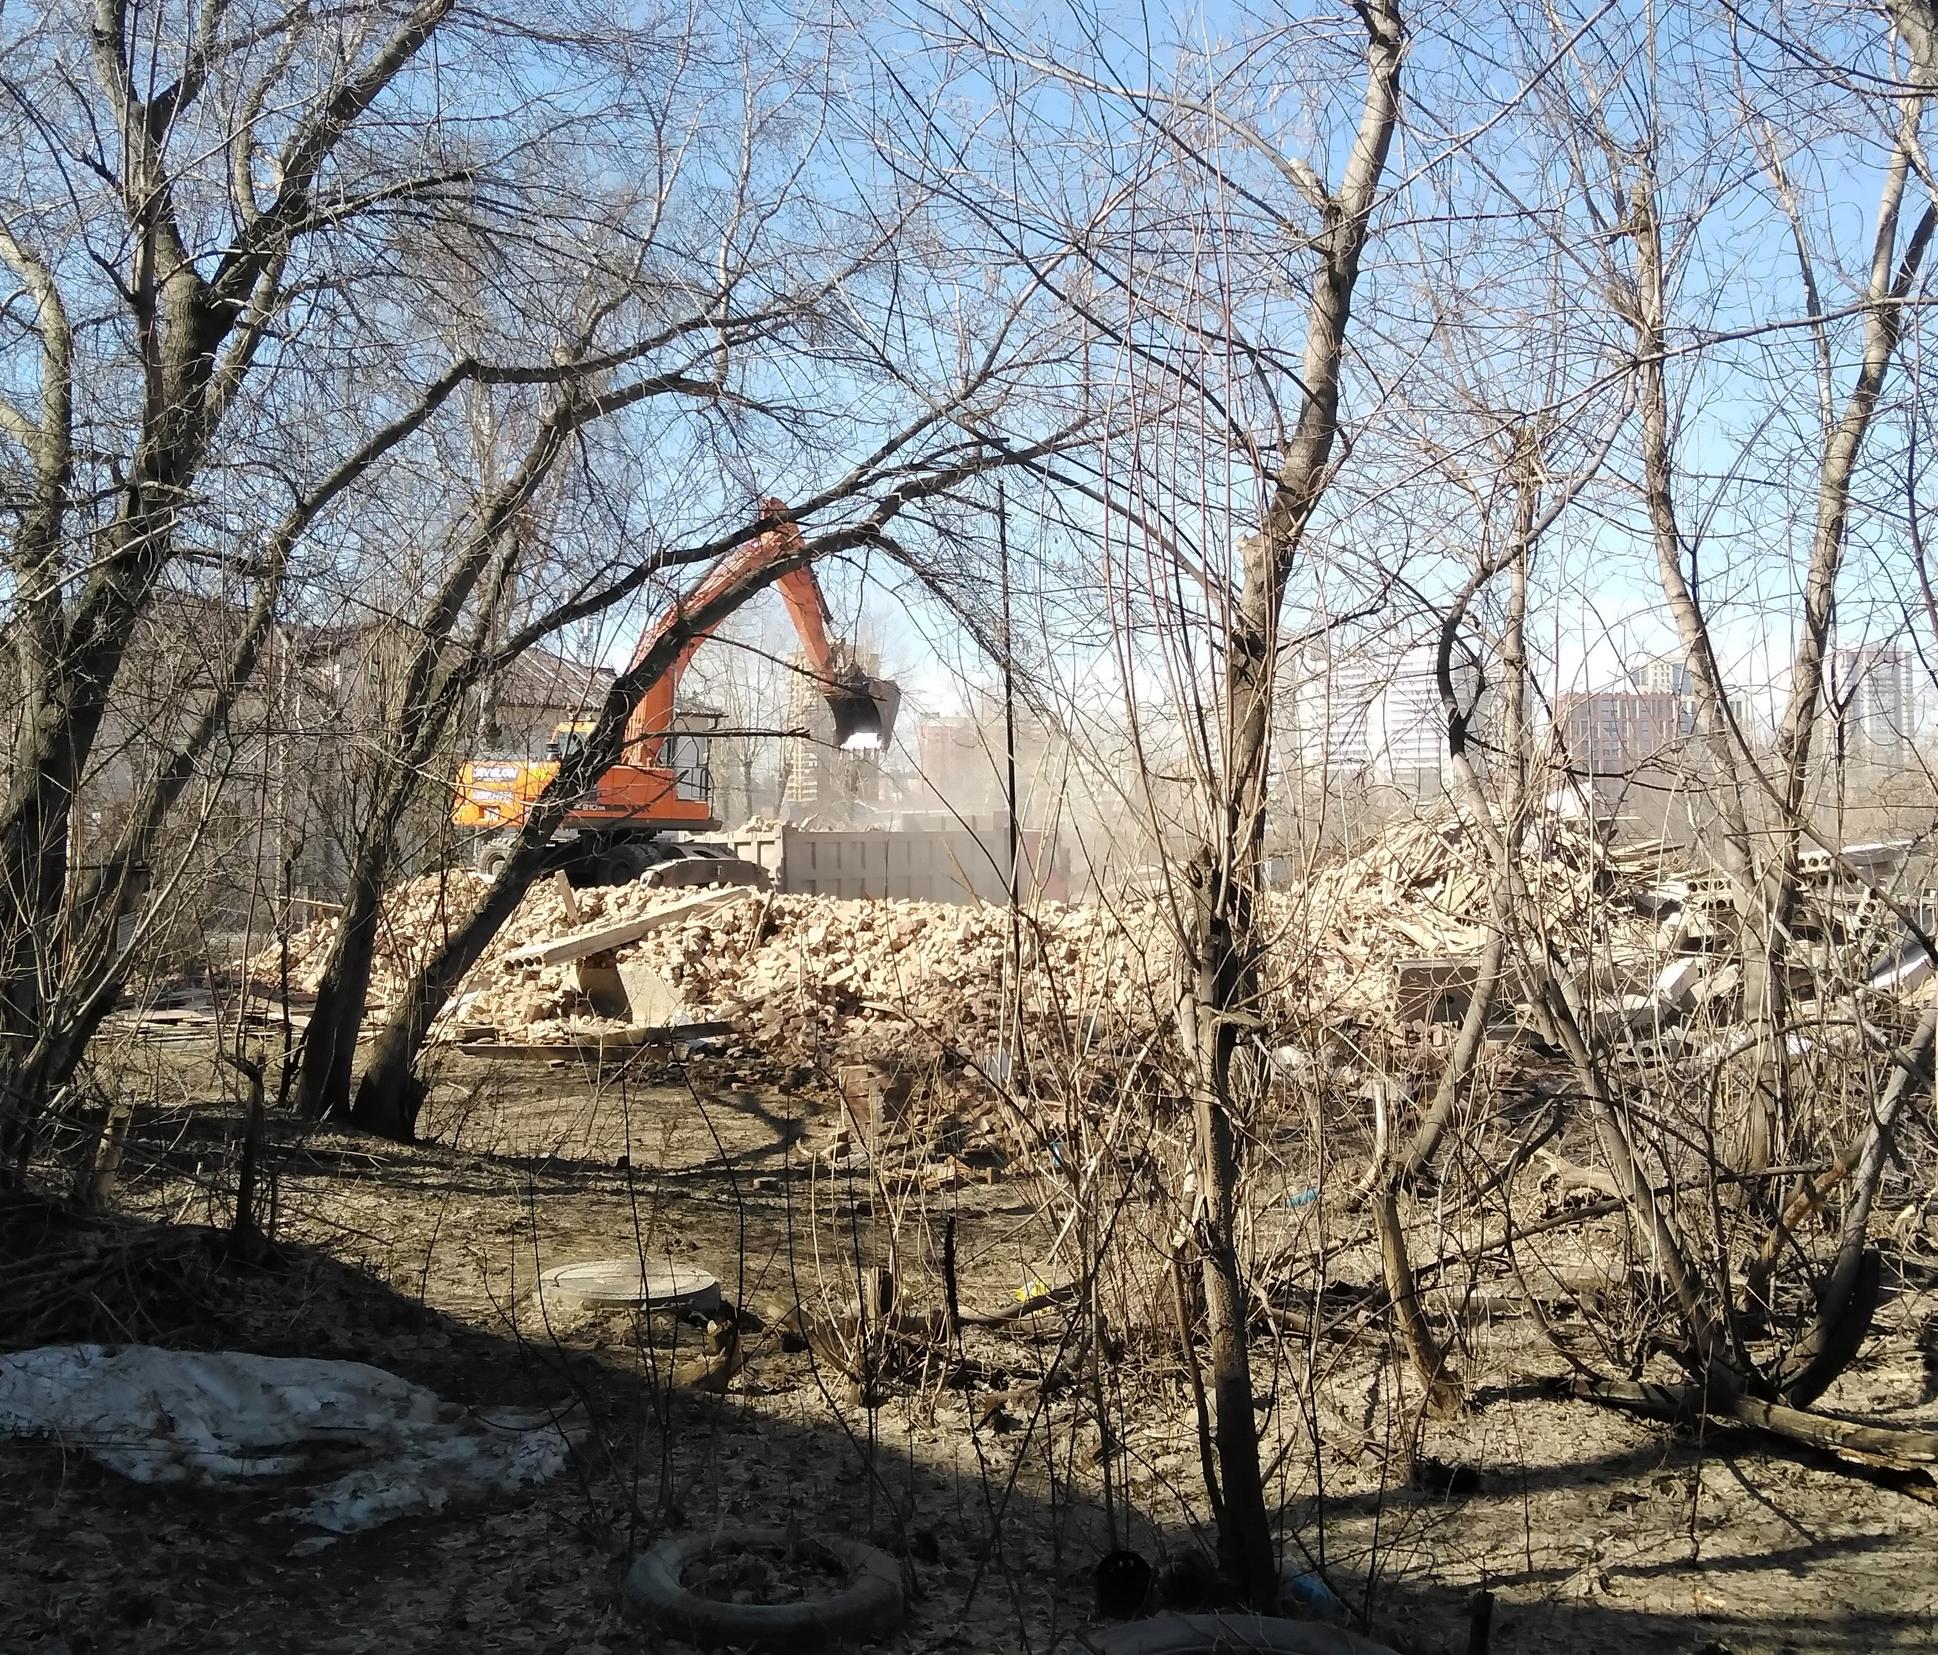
<box><xmin>1169</xmin><ymin>0</ymin><xmax>1402</xmax><ymax>1604</ymax></box>
<box><xmin>1761</xmin><ymin>104</ymin><xmax>1935</xmax><ymax>1062</ymax></box>
<box><xmin>1536</xmin><ymin>962</ymin><xmax>1732</xmax><ymax>1384</ymax></box>
<box><xmin>1627</xmin><ymin>168</ymin><xmax>1783</xmax><ymax>1180</ymax></box>
<box><xmin>1366</xmin><ymin>432</ymin><xmax>1544</xmax><ymax>1406</ymax></box>
<box><xmin>1624</xmin><ymin>102</ymin><xmax>1935</xmax><ymax>1176</ymax></box>
<box><xmin>350</xmin><ymin>835</ymin><xmax>564</xmax><ymax>1139</ymax></box>
<box><xmin>0</xmin><ymin>0</ymin><xmax>457</xmax><ymax>1158</ymax></box>
<box><xmin>298</xmin><ymin>838</ymin><xmax>399</xmax><ymax>1122</ymax></box>
<box><xmin>1778</xmin><ymin>1005</ymin><xmax>1937</xmax><ymax>1404</ymax></box>
<box><xmin>1398</xmin><ymin>435</ymin><xmax>1541</xmax><ymax>1185</ymax></box>
<box><xmin>1176</xmin><ymin>864</ymin><xmax>1277</xmax><ymax>1601</ymax></box>
<box><xmin>1626</xmin><ymin>177</ymin><xmax>1766</xmax><ymax>1032</ymax></box>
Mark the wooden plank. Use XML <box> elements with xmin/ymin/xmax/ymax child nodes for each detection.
<box><xmin>500</xmin><ymin>887</ymin><xmax>749</xmax><ymax>967</ymax></box>
<box><xmin>552</xmin><ymin>868</ymin><xmax>581</xmax><ymax>925</ymax></box>
<box><xmin>452</xmin><ymin>1019</ymin><xmax>732</xmax><ymax>1059</ymax></box>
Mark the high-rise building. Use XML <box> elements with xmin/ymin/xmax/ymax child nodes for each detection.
<box><xmin>1556</xmin><ymin>689</ymin><xmax>1693</xmax><ymax>778</ymax></box>
<box><xmin>781</xmin><ymin>645</ymin><xmax>883</xmax><ymax>817</ymax></box>
<box><xmin>1287</xmin><ymin>654</ymin><xmax>1379</xmax><ymax>775</ymax></box>
<box><xmin>1629</xmin><ymin>652</ymin><xmax>1693</xmax><ymax>697</ymax></box>
<box><xmin>1826</xmin><ymin>642</ymin><xmax>1917</xmax><ymax>756</ymax></box>
<box><xmin>1289</xmin><ymin>639</ymin><xmax>1486</xmax><ymax>793</ymax></box>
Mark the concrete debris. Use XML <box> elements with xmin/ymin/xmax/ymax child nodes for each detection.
<box><xmin>1289</xmin><ymin>802</ymin><xmax>1661</xmax><ymax>1019</ymax></box>
<box><xmin>501</xmin><ymin>886</ymin><xmax>750</xmax><ymax>966</ymax></box>
<box><xmin>252</xmin><ymin>808</ymin><xmax>1932</xmax><ymax>1077</ymax></box>
<box><xmin>256</xmin><ymin>868</ymin><xmax>1183</xmax><ymax>1061</ymax></box>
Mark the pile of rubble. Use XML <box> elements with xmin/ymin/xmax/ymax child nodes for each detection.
<box><xmin>253</xmin><ymin>805</ymin><xmax>1654</xmax><ymax>1061</ymax></box>
<box><xmin>476</xmin><ymin>887</ymin><xmax>1188</xmax><ymax>1066</ymax></box>
<box><xmin>254</xmin><ymin>804</ymin><xmax>1929</xmax><ymax>1075</ymax></box>
<box><xmin>1286</xmin><ymin>802</ymin><xmax>1664</xmax><ymax>1017</ymax></box>
<box><xmin>255</xmin><ymin>869</ymin><xmax>547</xmax><ymax>1008</ymax></box>
<box><xmin>256</xmin><ymin>872</ymin><xmax>1185</xmax><ymax>1065</ymax></box>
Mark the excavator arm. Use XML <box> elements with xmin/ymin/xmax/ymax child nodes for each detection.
<box><xmin>622</xmin><ymin>499</ymin><xmax>899</xmax><ymax>764</ymax></box>
<box><xmin>452</xmin><ymin>498</ymin><xmax>897</xmax><ymax>867</ymax></box>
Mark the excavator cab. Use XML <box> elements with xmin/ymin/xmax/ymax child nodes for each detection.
<box><xmin>544</xmin><ymin>721</ymin><xmax>594</xmax><ymax>761</ymax></box>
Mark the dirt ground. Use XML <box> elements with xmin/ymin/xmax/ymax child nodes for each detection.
<box><xmin>4</xmin><ymin>1041</ymin><xmax>1937</xmax><ymax>1655</ymax></box>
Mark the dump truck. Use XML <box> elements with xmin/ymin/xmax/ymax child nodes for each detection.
<box><xmin>453</xmin><ymin>501</ymin><xmax>899</xmax><ymax>885</ymax></box>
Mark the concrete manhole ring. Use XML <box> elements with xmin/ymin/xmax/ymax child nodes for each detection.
<box><xmin>535</xmin><ymin>1259</ymin><xmax>721</xmax><ymax>1313</ymax></box>
<box><xmin>1081</xmin><ymin>1614</ymin><xmax>1400</xmax><ymax>1655</ymax></box>
<box><xmin>623</xmin><ymin>1523</ymin><xmax>903</xmax><ymax>1650</ymax></box>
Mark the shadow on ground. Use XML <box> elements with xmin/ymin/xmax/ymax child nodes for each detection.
<box><xmin>3</xmin><ymin>1117</ymin><xmax>1935</xmax><ymax>1655</ymax></box>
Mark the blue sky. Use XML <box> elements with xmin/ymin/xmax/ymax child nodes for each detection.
<box><xmin>572</xmin><ymin>0</ymin><xmax>1938</xmax><ymax>760</ymax></box>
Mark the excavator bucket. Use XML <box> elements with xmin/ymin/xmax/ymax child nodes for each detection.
<box><xmin>829</xmin><ymin>675</ymin><xmax>901</xmax><ymax>752</ymax></box>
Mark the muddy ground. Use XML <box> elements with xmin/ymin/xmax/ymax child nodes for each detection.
<box><xmin>4</xmin><ymin>1040</ymin><xmax>1937</xmax><ymax>1655</ymax></box>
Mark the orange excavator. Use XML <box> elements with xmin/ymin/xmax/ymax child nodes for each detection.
<box><xmin>452</xmin><ymin>501</ymin><xmax>899</xmax><ymax>885</ymax></box>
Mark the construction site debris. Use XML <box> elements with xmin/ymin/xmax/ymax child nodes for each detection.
<box><xmin>573</xmin><ymin>956</ymin><xmax>683</xmax><ymax>1023</ymax></box>
<box><xmin>502</xmin><ymin>886</ymin><xmax>750</xmax><ymax>966</ymax></box>
<box><xmin>252</xmin><ymin>802</ymin><xmax>1930</xmax><ymax>1075</ymax></box>
<box><xmin>450</xmin><ymin>1022</ymin><xmax>732</xmax><ymax>1060</ymax></box>
<box><xmin>256</xmin><ymin>869</ymin><xmax>1183</xmax><ymax>1061</ymax></box>
<box><xmin>1289</xmin><ymin>801</ymin><xmax>1661</xmax><ymax>1018</ymax></box>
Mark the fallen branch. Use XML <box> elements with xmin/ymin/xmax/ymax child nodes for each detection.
<box><xmin>955</xmin><ymin>1279</ymin><xmax>1083</xmax><ymax>1328</ymax></box>
<box><xmin>1571</xmin><ymin>1375</ymin><xmax>1938</xmax><ymax>1479</ymax></box>
<box><xmin>1412</xmin><ymin>1198</ymin><xmax>1626</xmax><ymax>1286</ymax></box>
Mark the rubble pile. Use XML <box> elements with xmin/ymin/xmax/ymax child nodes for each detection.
<box><xmin>1289</xmin><ymin>803</ymin><xmax>1661</xmax><ymax>1015</ymax></box>
<box><xmin>256</xmin><ymin>873</ymin><xmax>680</xmax><ymax>1014</ymax></box>
<box><xmin>255</xmin><ymin>805</ymin><xmax>1657</xmax><ymax>1057</ymax></box>
<box><xmin>465</xmin><ymin>889</ymin><xmax>1184</xmax><ymax>1064</ymax></box>
<box><xmin>257</xmin><ymin>873</ymin><xmax>1186</xmax><ymax>1061</ymax></box>
<box><xmin>254</xmin><ymin>805</ymin><xmax>1927</xmax><ymax>1076</ymax></box>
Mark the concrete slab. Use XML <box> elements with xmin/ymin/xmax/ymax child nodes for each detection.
<box><xmin>501</xmin><ymin>887</ymin><xmax>748</xmax><ymax>967</ymax></box>
<box><xmin>574</xmin><ymin>958</ymin><xmax>684</xmax><ymax>1023</ymax></box>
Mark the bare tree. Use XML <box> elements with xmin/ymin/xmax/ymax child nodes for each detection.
<box><xmin>890</xmin><ymin>0</ymin><xmax>1407</xmax><ymax>1600</ymax></box>
<box><xmin>1428</xmin><ymin>0</ymin><xmax>1938</xmax><ymax>1423</ymax></box>
<box><xmin>0</xmin><ymin>0</ymin><xmax>528</xmax><ymax>1161</ymax></box>
<box><xmin>0</xmin><ymin>2</ymin><xmax>1083</xmax><ymax>1150</ymax></box>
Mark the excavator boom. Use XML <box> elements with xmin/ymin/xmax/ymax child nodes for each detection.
<box><xmin>623</xmin><ymin>499</ymin><xmax>897</xmax><ymax>764</ymax></box>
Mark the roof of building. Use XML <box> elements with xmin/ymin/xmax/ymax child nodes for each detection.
<box><xmin>137</xmin><ymin>587</ymin><xmax>630</xmax><ymax>716</ymax></box>
<box><xmin>488</xmin><ymin>645</ymin><xmax>615</xmax><ymax>713</ymax></box>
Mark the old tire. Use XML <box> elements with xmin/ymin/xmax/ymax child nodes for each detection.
<box><xmin>593</xmin><ymin>842</ymin><xmax>652</xmax><ymax>885</ymax></box>
<box><xmin>1083</xmin><ymin>1614</ymin><xmax>1399</xmax><ymax>1655</ymax></box>
<box><xmin>474</xmin><ymin>833</ymin><xmax>515</xmax><ymax>879</ymax></box>
<box><xmin>623</xmin><ymin>1524</ymin><xmax>903</xmax><ymax>1650</ymax></box>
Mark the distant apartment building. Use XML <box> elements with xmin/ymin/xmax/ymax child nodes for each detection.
<box><xmin>1556</xmin><ymin>688</ymin><xmax>1694</xmax><ymax>780</ymax></box>
<box><xmin>1825</xmin><ymin>641</ymin><xmax>1917</xmax><ymax>757</ymax></box>
<box><xmin>1288</xmin><ymin>656</ymin><xmax>1378</xmax><ymax>773</ymax></box>
<box><xmin>781</xmin><ymin>645</ymin><xmax>884</xmax><ymax>818</ymax></box>
<box><xmin>1288</xmin><ymin>639</ymin><xmax>1485</xmax><ymax>795</ymax></box>
<box><xmin>1628</xmin><ymin>652</ymin><xmax>1693</xmax><ymax>697</ymax></box>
